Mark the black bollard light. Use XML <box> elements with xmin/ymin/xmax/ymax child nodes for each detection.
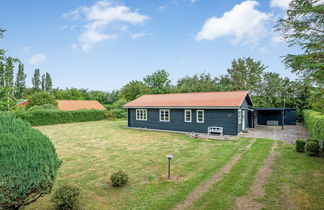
<box><xmin>166</xmin><ymin>154</ymin><xmax>174</xmax><ymax>179</ymax></box>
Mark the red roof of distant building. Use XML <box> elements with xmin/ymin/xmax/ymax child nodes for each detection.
<box><xmin>57</xmin><ymin>100</ymin><xmax>106</xmax><ymax>111</ymax></box>
<box><xmin>18</xmin><ymin>101</ymin><xmax>29</xmax><ymax>107</ymax></box>
<box><xmin>123</xmin><ymin>91</ymin><xmax>251</xmax><ymax>108</ymax></box>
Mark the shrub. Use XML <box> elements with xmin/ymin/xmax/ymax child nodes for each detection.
<box><xmin>104</xmin><ymin>110</ymin><xmax>117</xmax><ymax>120</ymax></box>
<box><xmin>303</xmin><ymin>110</ymin><xmax>324</xmax><ymax>140</ymax></box>
<box><xmin>110</xmin><ymin>171</ymin><xmax>128</xmax><ymax>187</ymax></box>
<box><xmin>296</xmin><ymin>139</ymin><xmax>306</xmax><ymax>152</ymax></box>
<box><xmin>12</xmin><ymin>109</ymin><xmax>105</xmax><ymax>126</ymax></box>
<box><xmin>27</xmin><ymin>92</ymin><xmax>57</xmax><ymax>109</ymax></box>
<box><xmin>52</xmin><ymin>185</ymin><xmax>80</xmax><ymax>210</ymax></box>
<box><xmin>28</xmin><ymin>104</ymin><xmax>58</xmax><ymax>112</ymax></box>
<box><xmin>305</xmin><ymin>140</ymin><xmax>321</xmax><ymax>157</ymax></box>
<box><xmin>0</xmin><ymin>113</ymin><xmax>61</xmax><ymax>209</ymax></box>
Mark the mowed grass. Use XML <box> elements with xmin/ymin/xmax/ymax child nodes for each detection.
<box><xmin>192</xmin><ymin>138</ymin><xmax>274</xmax><ymax>209</ymax></box>
<box><xmin>262</xmin><ymin>143</ymin><xmax>324</xmax><ymax>210</ymax></box>
<box><xmin>25</xmin><ymin>120</ymin><xmax>252</xmax><ymax>210</ymax></box>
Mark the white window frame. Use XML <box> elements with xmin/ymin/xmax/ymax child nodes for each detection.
<box><xmin>136</xmin><ymin>109</ymin><xmax>147</xmax><ymax>121</ymax></box>
<box><xmin>196</xmin><ymin>110</ymin><xmax>204</xmax><ymax>123</ymax></box>
<box><xmin>184</xmin><ymin>110</ymin><xmax>192</xmax><ymax>122</ymax></box>
<box><xmin>238</xmin><ymin>109</ymin><xmax>242</xmax><ymax>124</ymax></box>
<box><xmin>160</xmin><ymin>109</ymin><xmax>170</xmax><ymax>122</ymax></box>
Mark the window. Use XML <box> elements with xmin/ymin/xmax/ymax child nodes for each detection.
<box><xmin>196</xmin><ymin>110</ymin><xmax>204</xmax><ymax>123</ymax></box>
<box><xmin>160</xmin><ymin>109</ymin><xmax>170</xmax><ymax>122</ymax></box>
<box><xmin>136</xmin><ymin>109</ymin><xmax>147</xmax><ymax>121</ymax></box>
<box><xmin>184</xmin><ymin>110</ymin><xmax>192</xmax><ymax>122</ymax></box>
<box><xmin>238</xmin><ymin>109</ymin><xmax>242</xmax><ymax>124</ymax></box>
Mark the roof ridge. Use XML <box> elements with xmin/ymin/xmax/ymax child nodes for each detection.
<box><xmin>141</xmin><ymin>90</ymin><xmax>248</xmax><ymax>97</ymax></box>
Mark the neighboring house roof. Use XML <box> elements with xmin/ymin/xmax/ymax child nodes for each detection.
<box><xmin>18</xmin><ymin>101</ymin><xmax>29</xmax><ymax>107</ymax></box>
<box><xmin>57</xmin><ymin>100</ymin><xmax>106</xmax><ymax>111</ymax></box>
<box><xmin>123</xmin><ymin>91</ymin><xmax>252</xmax><ymax>108</ymax></box>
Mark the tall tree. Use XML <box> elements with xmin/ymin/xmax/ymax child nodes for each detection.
<box><xmin>0</xmin><ymin>57</ymin><xmax>17</xmax><ymax>111</ymax></box>
<box><xmin>41</xmin><ymin>74</ymin><xmax>45</xmax><ymax>91</ymax></box>
<box><xmin>45</xmin><ymin>72</ymin><xmax>53</xmax><ymax>91</ymax></box>
<box><xmin>275</xmin><ymin>0</ymin><xmax>324</xmax><ymax>85</ymax></box>
<box><xmin>32</xmin><ymin>69</ymin><xmax>41</xmax><ymax>90</ymax></box>
<box><xmin>120</xmin><ymin>80</ymin><xmax>150</xmax><ymax>101</ymax></box>
<box><xmin>225</xmin><ymin>57</ymin><xmax>267</xmax><ymax>95</ymax></box>
<box><xmin>143</xmin><ymin>69</ymin><xmax>171</xmax><ymax>94</ymax></box>
<box><xmin>176</xmin><ymin>72</ymin><xmax>218</xmax><ymax>93</ymax></box>
<box><xmin>15</xmin><ymin>64</ymin><xmax>27</xmax><ymax>99</ymax></box>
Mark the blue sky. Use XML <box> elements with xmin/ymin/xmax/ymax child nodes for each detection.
<box><xmin>0</xmin><ymin>0</ymin><xmax>298</xmax><ymax>91</ymax></box>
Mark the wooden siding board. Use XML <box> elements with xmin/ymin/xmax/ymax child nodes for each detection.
<box><xmin>128</xmin><ymin>108</ymin><xmax>237</xmax><ymax>135</ymax></box>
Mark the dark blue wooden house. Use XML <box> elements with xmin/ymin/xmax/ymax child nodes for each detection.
<box><xmin>123</xmin><ymin>91</ymin><xmax>255</xmax><ymax>135</ymax></box>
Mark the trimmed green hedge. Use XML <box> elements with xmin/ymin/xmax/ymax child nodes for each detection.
<box><xmin>12</xmin><ymin>109</ymin><xmax>105</xmax><ymax>126</ymax></box>
<box><xmin>304</xmin><ymin>110</ymin><xmax>324</xmax><ymax>140</ymax></box>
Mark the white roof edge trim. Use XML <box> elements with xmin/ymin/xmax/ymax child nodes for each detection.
<box><xmin>123</xmin><ymin>106</ymin><xmax>240</xmax><ymax>109</ymax></box>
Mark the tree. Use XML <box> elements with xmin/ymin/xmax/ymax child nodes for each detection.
<box><xmin>26</xmin><ymin>92</ymin><xmax>57</xmax><ymax>109</ymax></box>
<box><xmin>45</xmin><ymin>72</ymin><xmax>53</xmax><ymax>91</ymax></box>
<box><xmin>15</xmin><ymin>64</ymin><xmax>27</xmax><ymax>99</ymax></box>
<box><xmin>275</xmin><ymin>0</ymin><xmax>324</xmax><ymax>85</ymax></box>
<box><xmin>225</xmin><ymin>57</ymin><xmax>267</xmax><ymax>95</ymax></box>
<box><xmin>41</xmin><ymin>74</ymin><xmax>45</xmax><ymax>91</ymax></box>
<box><xmin>176</xmin><ymin>72</ymin><xmax>218</xmax><ymax>93</ymax></box>
<box><xmin>144</xmin><ymin>69</ymin><xmax>171</xmax><ymax>94</ymax></box>
<box><xmin>120</xmin><ymin>80</ymin><xmax>150</xmax><ymax>101</ymax></box>
<box><xmin>0</xmin><ymin>57</ymin><xmax>18</xmax><ymax>111</ymax></box>
<box><xmin>32</xmin><ymin>69</ymin><xmax>41</xmax><ymax>90</ymax></box>
<box><xmin>87</xmin><ymin>90</ymin><xmax>109</xmax><ymax>105</ymax></box>
<box><xmin>107</xmin><ymin>90</ymin><xmax>120</xmax><ymax>104</ymax></box>
<box><xmin>0</xmin><ymin>113</ymin><xmax>61</xmax><ymax>209</ymax></box>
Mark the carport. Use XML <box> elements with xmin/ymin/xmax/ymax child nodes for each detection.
<box><xmin>250</xmin><ymin>108</ymin><xmax>296</xmax><ymax>130</ymax></box>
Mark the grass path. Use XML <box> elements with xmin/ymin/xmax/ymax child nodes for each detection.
<box><xmin>174</xmin><ymin>139</ymin><xmax>256</xmax><ymax>210</ymax></box>
<box><xmin>191</xmin><ymin>138</ymin><xmax>274</xmax><ymax>210</ymax></box>
<box><xmin>236</xmin><ymin>142</ymin><xmax>278</xmax><ymax>210</ymax></box>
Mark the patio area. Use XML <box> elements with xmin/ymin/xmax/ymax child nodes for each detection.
<box><xmin>240</xmin><ymin>124</ymin><xmax>310</xmax><ymax>144</ymax></box>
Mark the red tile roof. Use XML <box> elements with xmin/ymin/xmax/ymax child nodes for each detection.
<box><xmin>57</xmin><ymin>100</ymin><xmax>106</xmax><ymax>111</ymax></box>
<box><xmin>123</xmin><ymin>91</ymin><xmax>250</xmax><ymax>108</ymax></box>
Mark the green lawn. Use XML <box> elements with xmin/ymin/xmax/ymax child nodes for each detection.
<box><xmin>24</xmin><ymin>120</ymin><xmax>324</xmax><ymax>210</ymax></box>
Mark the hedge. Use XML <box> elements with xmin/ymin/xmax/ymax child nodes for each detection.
<box><xmin>12</xmin><ymin>109</ymin><xmax>105</xmax><ymax>126</ymax></box>
<box><xmin>304</xmin><ymin>110</ymin><xmax>324</xmax><ymax>140</ymax></box>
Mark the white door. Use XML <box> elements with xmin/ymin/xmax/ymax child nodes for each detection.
<box><xmin>242</xmin><ymin>111</ymin><xmax>245</xmax><ymax>129</ymax></box>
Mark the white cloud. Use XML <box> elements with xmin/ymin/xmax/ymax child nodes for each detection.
<box><xmin>270</xmin><ymin>0</ymin><xmax>291</xmax><ymax>10</ymax></box>
<box><xmin>64</xmin><ymin>1</ymin><xmax>149</xmax><ymax>52</ymax></box>
<box><xmin>131</xmin><ymin>33</ymin><xmax>151</xmax><ymax>39</ymax></box>
<box><xmin>196</xmin><ymin>1</ymin><xmax>271</xmax><ymax>45</ymax></box>
<box><xmin>29</xmin><ymin>54</ymin><xmax>46</xmax><ymax>65</ymax></box>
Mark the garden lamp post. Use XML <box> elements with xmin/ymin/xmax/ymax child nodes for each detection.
<box><xmin>166</xmin><ymin>154</ymin><xmax>174</xmax><ymax>179</ymax></box>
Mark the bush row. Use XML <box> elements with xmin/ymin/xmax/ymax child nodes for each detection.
<box><xmin>296</xmin><ymin>139</ymin><xmax>323</xmax><ymax>157</ymax></box>
<box><xmin>12</xmin><ymin>109</ymin><xmax>105</xmax><ymax>126</ymax></box>
<box><xmin>303</xmin><ymin>110</ymin><xmax>324</xmax><ymax>140</ymax></box>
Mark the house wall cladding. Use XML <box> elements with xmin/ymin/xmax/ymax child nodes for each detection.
<box><xmin>128</xmin><ymin>108</ymin><xmax>238</xmax><ymax>135</ymax></box>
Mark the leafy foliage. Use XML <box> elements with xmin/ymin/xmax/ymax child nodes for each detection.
<box><xmin>120</xmin><ymin>80</ymin><xmax>150</xmax><ymax>101</ymax></box>
<box><xmin>13</xmin><ymin>109</ymin><xmax>105</xmax><ymax>126</ymax></box>
<box><xmin>15</xmin><ymin>64</ymin><xmax>27</xmax><ymax>99</ymax></box>
<box><xmin>27</xmin><ymin>92</ymin><xmax>57</xmax><ymax>109</ymax></box>
<box><xmin>176</xmin><ymin>72</ymin><xmax>218</xmax><ymax>93</ymax></box>
<box><xmin>304</xmin><ymin>110</ymin><xmax>324</xmax><ymax>140</ymax></box>
<box><xmin>144</xmin><ymin>69</ymin><xmax>171</xmax><ymax>94</ymax></box>
<box><xmin>305</xmin><ymin>140</ymin><xmax>321</xmax><ymax>156</ymax></box>
<box><xmin>0</xmin><ymin>113</ymin><xmax>61</xmax><ymax>209</ymax></box>
<box><xmin>52</xmin><ymin>185</ymin><xmax>81</xmax><ymax>210</ymax></box>
<box><xmin>110</xmin><ymin>171</ymin><xmax>129</xmax><ymax>188</ymax></box>
<box><xmin>32</xmin><ymin>69</ymin><xmax>41</xmax><ymax>90</ymax></box>
<box><xmin>275</xmin><ymin>0</ymin><xmax>324</xmax><ymax>85</ymax></box>
<box><xmin>28</xmin><ymin>104</ymin><xmax>58</xmax><ymax>112</ymax></box>
<box><xmin>296</xmin><ymin>139</ymin><xmax>306</xmax><ymax>152</ymax></box>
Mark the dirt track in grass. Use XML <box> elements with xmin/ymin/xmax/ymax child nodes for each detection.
<box><xmin>174</xmin><ymin>139</ymin><xmax>256</xmax><ymax>210</ymax></box>
<box><xmin>236</xmin><ymin>142</ymin><xmax>278</xmax><ymax>210</ymax></box>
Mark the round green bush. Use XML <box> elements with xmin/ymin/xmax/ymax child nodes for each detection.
<box><xmin>52</xmin><ymin>185</ymin><xmax>81</xmax><ymax>210</ymax></box>
<box><xmin>296</xmin><ymin>139</ymin><xmax>306</xmax><ymax>153</ymax></box>
<box><xmin>305</xmin><ymin>140</ymin><xmax>320</xmax><ymax>156</ymax></box>
<box><xmin>110</xmin><ymin>171</ymin><xmax>129</xmax><ymax>187</ymax></box>
<box><xmin>0</xmin><ymin>113</ymin><xmax>61</xmax><ymax>209</ymax></box>
<box><xmin>27</xmin><ymin>91</ymin><xmax>57</xmax><ymax>109</ymax></box>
